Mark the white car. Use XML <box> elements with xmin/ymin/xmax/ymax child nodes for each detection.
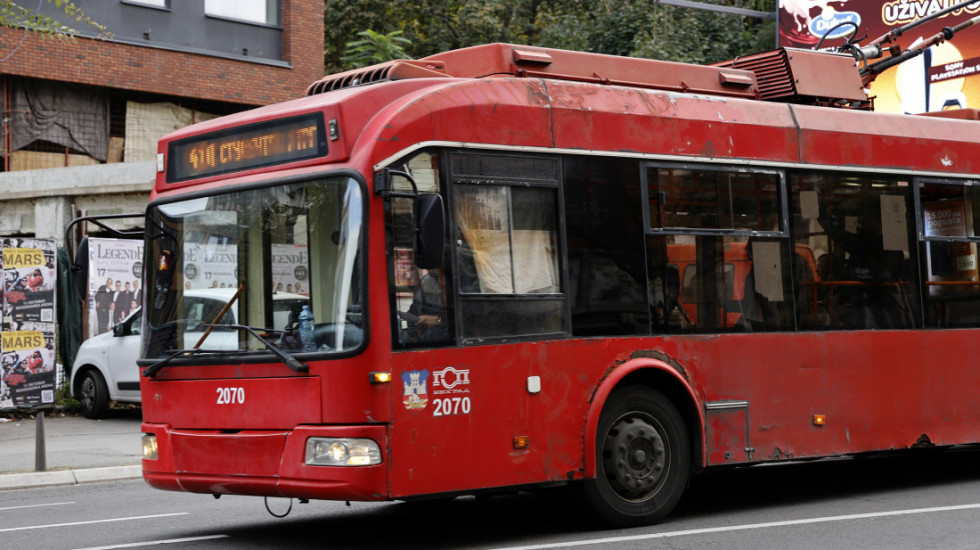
<box><xmin>71</xmin><ymin>289</ymin><xmax>307</xmax><ymax>418</ymax></box>
<box><xmin>71</xmin><ymin>308</ymin><xmax>143</xmax><ymax>419</ymax></box>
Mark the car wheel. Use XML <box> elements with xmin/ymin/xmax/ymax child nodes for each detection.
<box><xmin>583</xmin><ymin>386</ymin><xmax>690</xmax><ymax>527</ymax></box>
<box><xmin>78</xmin><ymin>369</ymin><xmax>109</xmax><ymax>419</ymax></box>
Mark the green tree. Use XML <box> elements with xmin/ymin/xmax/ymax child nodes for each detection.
<box><xmin>536</xmin><ymin>0</ymin><xmax>775</xmax><ymax>65</ymax></box>
<box><xmin>323</xmin><ymin>0</ymin><xmax>776</xmax><ymax>72</ymax></box>
<box><xmin>324</xmin><ymin>0</ymin><xmax>398</xmax><ymax>73</ymax></box>
<box><xmin>0</xmin><ymin>0</ymin><xmax>109</xmax><ymax>41</ymax></box>
<box><xmin>342</xmin><ymin>29</ymin><xmax>412</xmax><ymax>69</ymax></box>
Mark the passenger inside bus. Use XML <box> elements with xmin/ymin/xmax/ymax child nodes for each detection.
<box><xmin>646</xmin><ymin>239</ymin><xmax>684</xmax><ymax>332</ymax></box>
<box><xmin>818</xmin><ymin>195</ymin><xmax>913</xmax><ymax>329</ymax></box>
<box><xmin>403</xmin><ymin>268</ymin><xmax>448</xmax><ymax>342</ymax></box>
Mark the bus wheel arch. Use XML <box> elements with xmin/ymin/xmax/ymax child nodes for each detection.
<box><xmin>581</xmin><ymin>361</ymin><xmax>703</xmax><ymax>526</ymax></box>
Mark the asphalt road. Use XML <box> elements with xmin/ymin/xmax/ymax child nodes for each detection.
<box><xmin>3</xmin><ymin>446</ymin><xmax>980</xmax><ymax>549</ymax></box>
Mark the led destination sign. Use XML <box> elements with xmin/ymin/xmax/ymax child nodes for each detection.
<box><xmin>167</xmin><ymin>113</ymin><xmax>328</xmax><ymax>183</ymax></box>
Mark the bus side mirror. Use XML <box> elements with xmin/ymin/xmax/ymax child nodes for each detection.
<box><xmin>72</xmin><ymin>236</ymin><xmax>89</xmax><ymax>299</ymax></box>
<box><xmin>415</xmin><ymin>193</ymin><xmax>445</xmax><ymax>269</ymax></box>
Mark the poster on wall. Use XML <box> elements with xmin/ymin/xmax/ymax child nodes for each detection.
<box><xmin>778</xmin><ymin>0</ymin><xmax>980</xmax><ymax>114</ymax></box>
<box><xmin>0</xmin><ymin>237</ymin><xmax>57</xmax><ymax>410</ymax></box>
<box><xmin>0</xmin><ymin>330</ymin><xmax>56</xmax><ymax>409</ymax></box>
<box><xmin>88</xmin><ymin>238</ymin><xmax>144</xmax><ymax>336</ymax></box>
<box><xmin>2</xmin><ymin>239</ymin><xmax>56</xmax><ymax>331</ymax></box>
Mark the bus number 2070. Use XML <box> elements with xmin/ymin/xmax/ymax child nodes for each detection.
<box><xmin>216</xmin><ymin>387</ymin><xmax>245</xmax><ymax>404</ymax></box>
<box><xmin>433</xmin><ymin>397</ymin><xmax>470</xmax><ymax>416</ymax></box>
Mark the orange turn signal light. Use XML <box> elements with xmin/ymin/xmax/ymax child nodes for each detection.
<box><xmin>812</xmin><ymin>414</ymin><xmax>826</xmax><ymax>426</ymax></box>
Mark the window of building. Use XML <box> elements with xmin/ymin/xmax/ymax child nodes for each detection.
<box><xmin>917</xmin><ymin>179</ymin><xmax>980</xmax><ymax>327</ymax></box>
<box><xmin>205</xmin><ymin>0</ymin><xmax>279</xmax><ymax>25</ymax></box>
<box><xmin>124</xmin><ymin>0</ymin><xmax>168</xmax><ymax>8</ymax></box>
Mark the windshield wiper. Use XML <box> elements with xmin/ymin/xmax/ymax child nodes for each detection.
<box><xmin>142</xmin><ymin>324</ymin><xmax>308</xmax><ymax>378</ymax></box>
<box><xmin>224</xmin><ymin>324</ymin><xmax>308</xmax><ymax>373</ymax></box>
<box><xmin>142</xmin><ymin>348</ymin><xmax>242</xmax><ymax>378</ymax></box>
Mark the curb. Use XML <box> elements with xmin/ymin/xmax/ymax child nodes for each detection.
<box><xmin>0</xmin><ymin>465</ymin><xmax>142</xmax><ymax>490</ymax></box>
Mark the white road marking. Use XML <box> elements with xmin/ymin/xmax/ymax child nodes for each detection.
<box><xmin>73</xmin><ymin>535</ymin><xmax>230</xmax><ymax>549</ymax></box>
<box><xmin>0</xmin><ymin>501</ymin><xmax>75</xmax><ymax>511</ymax></box>
<box><xmin>0</xmin><ymin>512</ymin><xmax>188</xmax><ymax>533</ymax></box>
<box><xmin>493</xmin><ymin>503</ymin><xmax>980</xmax><ymax>549</ymax></box>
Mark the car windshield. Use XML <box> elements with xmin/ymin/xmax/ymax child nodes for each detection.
<box><xmin>143</xmin><ymin>176</ymin><xmax>364</xmax><ymax>360</ymax></box>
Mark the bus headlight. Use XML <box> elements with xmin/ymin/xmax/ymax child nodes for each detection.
<box><xmin>305</xmin><ymin>438</ymin><xmax>382</xmax><ymax>466</ymax></box>
<box><xmin>142</xmin><ymin>435</ymin><xmax>158</xmax><ymax>460</ymax></box>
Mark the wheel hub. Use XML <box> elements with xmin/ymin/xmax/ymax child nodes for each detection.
<box><xmin>80</xmin><ymin>378</ymin><xmax>95</xmax><ymax>408</ymax></box>
<box><xmin>603</xmin><ymin>415</ymin><xmax>668</xmax><ymax>498</ymax></box>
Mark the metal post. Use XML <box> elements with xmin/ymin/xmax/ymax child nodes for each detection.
<box><xmin>35</xmin><ymin>411</ymin><xmax>46</xmax><ymax>472</ymax></box>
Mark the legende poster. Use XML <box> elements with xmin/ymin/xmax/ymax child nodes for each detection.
<box><xmin>88</xmin><ymin>238</ymin><xmax>144</xmax><ymax>337</ymax></box>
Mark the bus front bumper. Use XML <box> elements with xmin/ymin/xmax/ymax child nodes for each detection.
<box><xmin>141</xmin><ymin>422</ymin><xmax>388</xmax><ymax>501</ymax></box>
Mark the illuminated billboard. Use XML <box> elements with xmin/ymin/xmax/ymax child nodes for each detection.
<box><xmin>778</xmin><ymin>0</ymin><xmax>980</xmax><ymax>113</ymax></box>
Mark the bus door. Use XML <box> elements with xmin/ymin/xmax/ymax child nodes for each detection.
<box><xmin>386</xmin><ymin>150</ymin><xmax>570</xmax><ymax>497</ymax></box>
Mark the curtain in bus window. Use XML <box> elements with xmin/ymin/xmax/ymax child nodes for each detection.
<box><xmin>456</xmin><ymin>186</ymin><xmax>513</xmax><ymax>293</ymax></box>
<box><xmin>455</xmin><ymin>185</ymin><xmax>558</xmax><ymax>294</ymax></box>
<box><xmin>512</xmin><ymin>188</ymin><xmax>559</xmax><ymax>293</ymax></box>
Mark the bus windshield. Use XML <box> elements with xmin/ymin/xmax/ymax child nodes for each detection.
<box><xmin>142</xmin><ymin>176</ymin><xmax>364</xmax><ymax>360</ymax></box>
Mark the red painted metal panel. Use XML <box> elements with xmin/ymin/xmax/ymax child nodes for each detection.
<box><xmin>794</xmin><ymin>104</ymin><xmax>980</xmax><ymax>173</ymax></box>
<box><xmin>141</xmin><ymin>376</ymin><xmax>321</xmax><ymax>429</ymax></box>
<box><xmin>706</xmin><ymin>407</ymin><xmax>749</xmax><ymax>465</ymax></box>
<box><xmin>384</xmin><ymin>329</ymin><xmax>980</xmax><ymax>499</ymax></box>
<box><xmin>171</xmin><ymin>430</ymin><xmax>287</xmax><ymax>476</ymax></box>
<box><xmin>418</xmin><ymin>43</ymin><xmax>759</xmax><ymax>99</ymax></box>
<box><xmin>547</xmin><ymin>81</ymin><xmax>801</xmax><ymax>162</ymax></box>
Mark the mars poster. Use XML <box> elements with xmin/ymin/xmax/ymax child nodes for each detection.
<box><xmin>0</xmin><ymin>330</ymin><xmax>56</xmax><ymax>409</ymax></box>
<box><xmin>778</xmin><ymin>0</ymin><xmax>980</xmax><ymax>114</ymax></box>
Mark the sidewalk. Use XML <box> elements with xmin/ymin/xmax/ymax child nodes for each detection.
<box><xmin>0</xmin><ymin>409</ymin><xmax>144</xmax><ymax>490</ymax></box>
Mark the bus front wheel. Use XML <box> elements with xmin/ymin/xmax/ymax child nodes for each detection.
<box><xmin>583</xmin><ymin>386</ymin><xmax>690</xmax><ymax>527</ymax></box>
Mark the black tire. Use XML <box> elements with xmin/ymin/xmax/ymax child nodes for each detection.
<box><xmin>78</xmin><ymin>369</ymin><xmax>110</xmax><ymax>419</ymax></box>
<box><xmin>583</xmin><ymin>386</ymin><xmax>690</xmax><ymax>527</ymax></box>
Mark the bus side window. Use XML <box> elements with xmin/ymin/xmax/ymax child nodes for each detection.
<box><xmin>386</xmin><ymin>151</ymin><xmax>454</xmax><ymax>348</ymax></box>
<box><xmin>790</xmin><ymin>173</ymin><xmax>919</xmax><ymax>330</ymax></box>
<box><xmin>453</xmin><ymin>183</ymin><xmax>563</xmax><ymax>340</ymax></box>
<box><xmin>449</xmin><ymin>152</ymin><xmax>565</xmax><ymax>342</ymax></box>
<box><xmin>918</xmin><ymin>180</ymin><xmax>980</xmax><ymax>328</ymax></box>
<box><xmin>645</xmin><ymin>164</ymin><xmax>790</xmax><ymax>333</ymax></box>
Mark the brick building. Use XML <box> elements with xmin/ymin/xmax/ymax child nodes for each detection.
<box><xmin>0</xmin><ymin>0</ymin><xmax>324</xmax><ymax>245</ymax></box>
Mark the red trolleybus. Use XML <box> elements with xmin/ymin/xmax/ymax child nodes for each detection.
<box><xmin>136</xmin><ymin>44</ymin><xmax>980</xmax><ymax>526</ymax></box>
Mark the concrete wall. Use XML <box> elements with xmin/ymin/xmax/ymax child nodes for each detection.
<box><xmin>0</xmin><ymin>162</ymin><xmax>154</xmax><ymax>247</ymax></box>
